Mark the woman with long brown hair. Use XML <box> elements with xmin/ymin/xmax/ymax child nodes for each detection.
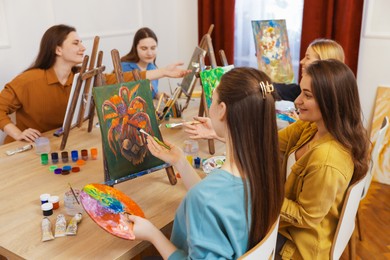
<box><xmin>126</xmin><ymin>67</ymin><xmax>284</xmax><ymax>259</ymax></box>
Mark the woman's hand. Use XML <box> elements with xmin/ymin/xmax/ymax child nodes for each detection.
<box><xmin>162</xmin><ymin>62</ymin><xmax>191</xmax><ymax>78</ymax></box>
<box><xmin>126</xmin><ymin>215</ymin><xmax>160</xmax><ymax>241</ymax></box>
<box><xmin>146</xmin><ymin>136</ymin><xmax>183</xmax><ymax>166</ymax></box>
<box><xmin>183</xmin><ymin>117</ymin><xmax>218</xmax><ymax>140</ymax></box>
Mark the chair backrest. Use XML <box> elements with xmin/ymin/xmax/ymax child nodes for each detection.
<box><xmin>330</xmin><ymin>176</ymin><xmax>366</xmax><ymax>260</ymax></box>
<box><xmin>238</xmin><ymin>217</ymin><xmax>280</xmax><ymax>260</ymax></box>
<box><xmin>362</xmin><ymin>116</ymin><xmax>389</xmax><ymax>199</ymax></box>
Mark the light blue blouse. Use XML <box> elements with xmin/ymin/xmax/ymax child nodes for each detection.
<box><xmin>168</xmin><ymin>169</ymin><xmax>250</xmax><ymax>260</ymax></box>
<box><xmin>121</xmin><ymin>62</ymin><xmax>158</xmax><ymax>98</ymax></box>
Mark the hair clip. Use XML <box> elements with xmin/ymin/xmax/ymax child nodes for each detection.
<box><xmin>259</xmin><ymin>81</ymin><xmax>274</xmax><ymax>99</ymax></box>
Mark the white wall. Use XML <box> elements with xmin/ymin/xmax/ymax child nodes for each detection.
<box><xmin>0</xmin><ymin>0</ymin><xmax>198</xmax><ymax>143</ymax></box>
<box><xmin>357</xmin><ymin>0</ymin><xmax>390</xmax><ymax>131</ymax></box>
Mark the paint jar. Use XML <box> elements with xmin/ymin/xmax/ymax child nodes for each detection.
<box><xmin>40</xmin><ymin>193</ymin><xmax>51</xmax><ymax>204</ymax></box>
<box><xmin>64</xmin><ymin>189</ymin><xmax>83</xmax><ymax>216</ymax></box>
<box><xmin>90</xmin><ymin>148</ymin><xmax>98</xmax><ymax>160</ymax></box>
<box><xmin>61</xmin><ymin>151</ymin><xmax>69</xmax><ymax>163</ymax></box>
<box><xmin>183</xmin><ymin>140</ymin><xmax>199</xmax><ymax>167</ymax></box>
<box><xmin>51</xmin><ymin>152</ymin><xmax>59</xmax><ymax>164</ymax></box>
<box><xmin>41</xmin><ymin>202</ymin><xmax>53</xmax><ymax>216</ymax></box>
<box><xmin>49</xmin><ymin>196</ymin><xmax>60</xmax><ymax>210</ymax></box>
<box><xmin>35</xmin><ymin>137</ymin><xmax>51</xmax><ymax>154</ymax></box>
<box><xmin>71</xmin><ymin>150</ymin><xmax>79</xmax><ymax>162</ymax></box>
<box><xmin>41</xmin><ymin>153</ymin><xmax>49</xmax><ymax>165</ymax></box>
<box><xmin>81</xmin><ymin>149</ymin><xmax>88</xmax><ymax>160</ymax></box>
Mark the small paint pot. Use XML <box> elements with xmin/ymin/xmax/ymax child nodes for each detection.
<box><xmin>54</xmin><ymin>168</ymin><xmax>62</xmax><ymax>175</ymax></box>
<box><xmin>90</xmin><ymin>148</ymin><xmax>98</xmax><ymax>160</ymax></box>
<box><xmin>61</xmin><ymin>151</ymin><xmax>69</xmax><ymax>163</ymax></box>
<box><xmin>41</xmin><ymin>202</ymin><xmax>53</xmax><ymax>216</ymax></box>
<box><xmin>51</xmin><ymin>152</ymin><xmax>59</xmax><ymax>163</ymax></box>
<box><xmin>41</xmin><ymin>153</ymin><xmax>49</xmax><ymax>165</ymax></box>
<box><xmin>81</xmin><ymin>149</ymin><xmax>88</xmax><ymax>160</ymax></box>
<box><xmin>194</xmin><ymin>157</ymin><xmax>201</xmax><ymax>169</ymax></box>
<box><xmin>49</xmin><ymin>196</ymin><xmax>60</xmax><ymax>210</ymax></box>
<box><xmin>40</xmin><ymin>193</ymin><xmax>51</xmax><ymax>204</ymax></box>
<box><xmin>71</xmin><ymin>150</ymin><xmax>79</xmax><ymax>162</ymax></box>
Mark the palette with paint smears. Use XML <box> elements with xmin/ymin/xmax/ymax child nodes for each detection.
<box><xmin>80</xmin><ymin>183</ymin><xmax>145</xmax><ymax>240</ymax></box>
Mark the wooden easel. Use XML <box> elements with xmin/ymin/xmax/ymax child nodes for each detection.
<box><xmin>108</xmin><ymin>49</ymin><xmax>177</xmax><ymax>186</ymax></box>
<box><xmin>60</xmin><ymin>36</ymin><xmax>103</xmax><ymax>150</ymax></box>
<box><xmin>180</xmin><ymin>24</ymin><xmax>214</xmax><ymax>112</ymax></box>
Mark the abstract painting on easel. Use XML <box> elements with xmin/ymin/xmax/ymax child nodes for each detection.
<box><xmin>251</xmin><ymin>19</ymin><xmax>294</xmax><ymax>83</ymax></box>
<box><xmin>93</xmin><ymin>80</ymin><xmax>165</xmax><ymax>181</ymax></box>
<box><xmin>370</xmin><ymin>86</ymin><xmax>390</xmax><ymax>185</ymax></box>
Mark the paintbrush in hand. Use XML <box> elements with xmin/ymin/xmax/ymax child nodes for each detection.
<box><xmin>128</xmin><ymin>122</ymin><xmax>171</xmax><ymax>150</ymax></box>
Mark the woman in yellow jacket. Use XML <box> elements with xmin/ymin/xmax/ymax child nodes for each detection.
<box><xmin>276</xmin><ymin>59</ymin><xmax>369</xmax><ymax>259</ymax></box>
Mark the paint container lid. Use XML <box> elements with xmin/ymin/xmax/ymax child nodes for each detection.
<box><xmin>71</xmin><ymin>167</ymin><xmax>80</xmax><ymax>173</ymax></box>
<box><xmin>35</xmin><ymin>137</ymin><xmax>51</xmax><ymax>154</ymax></box>
<box><xmin>49</xmin><ymin>165</ymin><xmax>58</xmax><ymax>172</ymax></box>
<box><xmin>41</xmin><ymin>202</ymin><xmax>53</xmax><ymax>211</ymax></box>
<box><xmin>54</xmin><ymin>168</ymin><xmax>62</xmax><ymax>175</ymax></box>
<box><xmin>76</xmin><ymin>159</ymin><xmax>85</xmax><ymax>166</ymax></box>
<box><xmin>40</xmin><ymin>193</ymin><xmax>51</xmax><ymax>202</ymax></box>
<box><xmin>61</xmin><ymin>170</ymin><xmax>70</xmax><ymax>175</ymax></box>
<box><xmin>49</xmin><ymin>196</ymin><xmax>59</xmax><ymax>203</ymax></box>
<box><xmin>62</xmin><ymin>165</ymin><xmax>72</xmax><ymax>171</ymax></box>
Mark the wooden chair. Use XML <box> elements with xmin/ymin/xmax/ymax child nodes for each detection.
<box><xmin>238</xmin><ymin>217</ymin><xmax>280</xmax><ymax>260</ymax></box>
<box><xmin>330</xmin><ymin>175</ymin><xmax>367</xmax><ymax>260</ymax></box>
<box><xmin>356</xmin><ymin>116</ymin><xmax>389</xmax><ymax>240</ymax></box>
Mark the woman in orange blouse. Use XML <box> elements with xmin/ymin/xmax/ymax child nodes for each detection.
<box><xmin>0</xmin><ymin>24</ymin><xmax>188</xmax><ymax>144</ymax></box>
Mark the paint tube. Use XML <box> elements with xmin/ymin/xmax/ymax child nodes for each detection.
<box><xmin>54</xmin><ymin>214</ymin><xmax>67</xmax><ymax>237</ymax></box>
<box><xmin>66</xmin><ymin>213</ymin><xmax>82</xmax><ymax>236</ymax></box>
<box><xmin>41</xmin><ymin>217</ymin><xmax>54</xmax><ymax>242</ymax></box>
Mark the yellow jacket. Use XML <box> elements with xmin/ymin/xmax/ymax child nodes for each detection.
<box><xmin>278</xmin><ymin>120</ymin><xmax>353</xmax><ymax>259</ymax></box>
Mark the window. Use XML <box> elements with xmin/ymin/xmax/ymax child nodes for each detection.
<box><xmin>234</xmin><ymin>0</ymin><xmax>304</xmax><ymax>83</ymax></box>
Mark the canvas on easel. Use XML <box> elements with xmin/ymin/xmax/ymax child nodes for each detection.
<box><xmin>93</xmin><ymin>80</ymin><xmax>170</xmax><ymax>185</ymax></box>
<box><xmin>251</xmin><ymin>19</ymin><xmax>294</xmax><ymax>83</ymax></box>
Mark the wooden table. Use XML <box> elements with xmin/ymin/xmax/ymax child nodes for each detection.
<box><xmin>0</xmin><ymin>99</ymin><xmax>225</xmax><ymax>259</ymax></box>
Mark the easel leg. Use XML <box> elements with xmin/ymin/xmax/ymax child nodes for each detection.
<box><xmin>165</xmin><ymin>166</ymin><xmax>177</xmax><ymax>185</ymax></box>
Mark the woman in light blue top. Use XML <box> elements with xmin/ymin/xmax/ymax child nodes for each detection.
<box><xmin>126</xmin><ymin>67</ymin><xmax>284</xmax><ymax>259</ymax></box>
<box><xmin>121</xmin><ymin>27</ymin><xmax>164</xmax><ymax>99</ymax></box>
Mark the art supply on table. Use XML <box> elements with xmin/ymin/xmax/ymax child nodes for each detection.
<box><xmin>138</xmin><ymin>128</ymin><xmax>171</xmax><ymax>150</ymax></box>
<box><xmin>71</xmin><ymin>150</ymin><xmax>79</xmax><ymax>162</ymax></box>
<box><xmin>6</xmin><ymin>144</ymin><xmax>33</xmax><ymax>156</ymax></box>
<box><xmin>71</xmin><ymin>167</ymin><xmax>80</xmax><ymax>173</ymax></box>
<box><xmin>81</xmin><ymin>149</ymin><xmax>88</xmax><ymax>160</ymax></box>
<box><xmin>41</xmin><ymin>153</ymin><xmax>49</xmax><ymax>165</ymax></box>
<box><xmin>49</xmin><ymin>196</ymin><xmax>60</xmax><ymax>210</ymax></box>
<box><xmin>40</xmin><ymin>193</ymin><xmax>51</xmax><ymax>204</ymax></box>
<box><xmin>35</xmin><ymin>137</ymin><xmax>50</xmax><ymax>154</ymax></box>
<box><xmin>202</xmin><ymin>155</ymin><xmax>226</xmax><ymax>174</ymax></box>
<box><xmin>41</xmin><ymin>202</ymin><xmax>53</xmax><ymax>216</ymax></box>
<box><xmin>62</xmin><ymin>165</ymin><xmax>72</xmax><ymax>172</ymax></box>
<box><xmin>79</xmin><ymin>183</ymin><xmax>145</xmax><ymax>240</ymax></box>
<box><xmin>64</xmin><ymin>188</ymin><xmax>83</xmax><ymax>216</ymax></box>
<box><xmin>41</xmin><ymin>217</ymin><xmax>54</xmax><ymax>242</ymax></box>
<box><xmin>61</xmin><ymin>170</ymin><xmax>70</xmax><ymax>175</ymax></box>
<box><xmin>194</xmin><ymin>157</ymin><xmax>201</xmax><ymax>169</ymax></box>
<box><xmin>66</xmin><ymin>213</ymin><xmax>83</xmax><ymax>236</ymax></box>
<box><xmin>51</xmin><ymin>152</ymin><xmax>59</xmax><ymax>163</ymax></box>
<box><xmin>165</xmin><ymin>120</ymin><xmax>202</xmax><ymax>129</ymax></box>
<box><xmin>54</xmin><ymin>214</ymin><xmax>67</xmax><ymax>238</ymax></box>
<box><xmin>49</xmin><ymin>165</ymin><xmax>58</xmax><ymax>172</ymax></box>
<box><xmin>90</xmin><ymin>148</ymin><xmax>98</xmax><ymax>160</ymax></box>
<box><xmin>54</xmin><ymin>168</ymin><xmax>62</xmax><ymax>175</ymax></box>
<box><xmin>183</xmin><ymin>139</ymin><xmax>199</xmax><ymax>158</ymax></box>
<box><xmin>61</xmin><ymin>151</ymin><xmax>69</xmax><ymax>163</ymax></box>
<box><xmin>76</xmin><ymin>159</ymin><xmax>86</xmax><ymax>166</ymax></box>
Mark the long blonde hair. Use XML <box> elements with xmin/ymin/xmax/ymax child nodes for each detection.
<box><xmin>310</xmin><ymin>38</ymin><xmax>345</xmax><ymax>62</ymax></box>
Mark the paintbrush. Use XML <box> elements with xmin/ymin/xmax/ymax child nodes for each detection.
<box><xmin>165</xmin><ymin>120</ymin><xmax>202</xmax><ymax>128</ymax></box>
<box><xmin>68</xmin><ymin>183</ymin><xmax>81</xmax><ymax>205</ymax></box>
<box><xmin>138</xmin><ymin>128</ymin><xmax>171</xmax><ymax>150</ymax></box>
<box><xmin>127</xmin><ymin>122</ymin><xmax>171</xmax><ymax>150</ymax></box>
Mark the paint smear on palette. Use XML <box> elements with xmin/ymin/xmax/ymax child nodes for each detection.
<box><xmin>80</xmin><ymin>183</ymin><xmax>145</xmax><ymax>240</ymax></box>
